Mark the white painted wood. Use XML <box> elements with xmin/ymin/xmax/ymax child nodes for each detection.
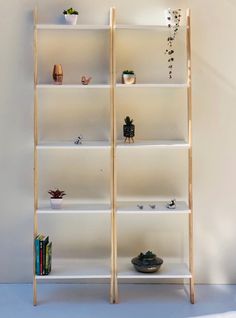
<box><xmin>118</xmin><ymin>258</ymin><xmax>191</xmax><ymax>279</ymax></box>
<box><xmin>37</xmin><ymin>84</ymin><xmax>110</xmax><ymax>89</ymax></box>
<box><xmin>117</xmin><ymin>140</ymin><xmax>190</xmax><ymax>149</ymax></box>
<box><xmin>37</xmin><ymin>141</ymin><xmax>110</xmax><ymax>149</ymax></box>
<box><xmin>36</xmin><ymin>258</ymin><xmax>111</xmax><ymax>280</ymax></box>
<box><xmin>116</xmin><ymin>24</ymin><xmax>185</xmax><ymax>30</ymax></box>
<box><xmin>116</xmin><ymin>84</ymin><xmax>189</xmax><ymax>88</ymax></box>
<box><xmin>117</xmin><ymin>201</ymin><xmax>190</xmax><ymax>214</ymax></box>
<box><xmin>37</xmin><ymin>203</ymin><xmax>111</xmax><ymax>214</ymax></box>
<box><xmin>37</xmin><ymin>24</ymin><xmax>110</xmax><ymax>30</ymax></box>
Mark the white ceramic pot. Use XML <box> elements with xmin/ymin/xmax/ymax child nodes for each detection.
<box><xmin>122</xmin><ymin>74</ymin><xmax>136</xmax><ymax>85</ymax></box>
<box><xmin>50</xmin><ymin>198</ymin><xmax>63</xmax><ymax>209</ymax></box>
<box><xmin>64</xmin><ymin>14</ymin><xmax>78</xmax><ymax>25</ymax></box>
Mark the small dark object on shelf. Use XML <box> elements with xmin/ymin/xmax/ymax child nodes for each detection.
<box><xmin>123</xmin><ymin>116</ymin><xmax>135</xmax><ymax>143</ymax></box>
<box><xmin>166</xmin><ymin>199</ymin><xmax>176</xmax><ymax>209</ymax></box>
<box><xmin>137</xmin><ymin>204</ymin><xmax>144</xmax><ymax>210</ymax></box>
<box><xmin>131</xmin><ymin>251</ymin><xmax>163</xmax><ymax>273</ymax></box>
<box><xmin>149</xmin><ymin>204</ymin><xmax>156</xmax><ymax>209</ymax></box>
<box><xmin>74</xmin><ymin>135</ymin><xmax>83</xmax><ymax>145</ymax></box>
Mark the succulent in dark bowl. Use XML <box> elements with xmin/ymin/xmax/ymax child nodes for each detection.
<box><xmin>131</xmin><ymin>251</ymin><xmax>163</xmax><ymax>273</ymax></box>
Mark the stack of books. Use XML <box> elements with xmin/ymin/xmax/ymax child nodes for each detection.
<box><xmin>35</xmin><ymin>234</ymin><xmax>52</xmax><ymax>275</ymax></box>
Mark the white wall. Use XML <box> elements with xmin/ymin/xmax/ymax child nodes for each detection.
<box><xmin>0</xmin><ymin>0</ymin><xmax>235</xmax><ymax>284</ymax></box>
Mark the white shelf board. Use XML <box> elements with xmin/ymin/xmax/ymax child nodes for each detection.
<box><xmin>117</xmin><ymin>201</ymin><xmax>190</xmax><ymax>214</ymax></box>
<box><xmin>37</xmin><ymin>141</ymin><xmax>110</xmax><ymax>150</ymax></box>
<box><xmin>118</xmin><ymin>258</ymin><xmax>191</xmax><ymax>279</ymax></box>
<box><xmin>36</xmin><ymin>24</ymin><xmax>109</xmax><ymax>30</ymax></box>
<box><xmin>117</xmin><ymin>140</ymin><xmax>190</xmax><ymax>149</ymax></box>
<box><xmin>36</xmin><ymin>258</ymin><xmax>111</xmax><ymax>280</ymax></box>
<box><xmin>37</xmin><ymin>203</ymin><xmax>111</xmax><ymax>215</ymax></box>
<box><xmin>116</xmin><ymin>24</ymin><xmax>186</xmax><ymax>30</ymax></box>
<box><xmin>37</xmin><ymin>84</ymin><xmax>110</xmax><ymax>89</ymax></box>
<box><xmin>116</xmin><ymin>83</ymin><xmax>189</xmax><ymax>88</ymax></box>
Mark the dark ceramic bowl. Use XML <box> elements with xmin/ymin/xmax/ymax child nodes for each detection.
<box><xmin>131</xmin><ymin>255</ymin><xmax>163</xmax><ymax>273</ymax></box>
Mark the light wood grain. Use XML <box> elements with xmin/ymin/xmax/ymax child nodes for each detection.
<box><xmin>33</xmin><ymin>6</ymin><xmax>38</xmax><ymax>307</ymax></box>
<box><xmin>186</xmin><ymin>8</ymin><xmax>195</xmax><ymax>305</ymax></box>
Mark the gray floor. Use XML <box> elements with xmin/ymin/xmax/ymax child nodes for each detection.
<box><xmin>0</xmin><ymin>284</ymin><xmax>236</xmax><ymax>318</ymax></box>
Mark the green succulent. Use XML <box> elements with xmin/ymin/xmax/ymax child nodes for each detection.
<box><xmin>123</xmin><ymin>70</ymin><xmax>135</xmax><ymax>75</ymax></box>
<box><xmin>63</xmin><ymin>8</ymin><xmax>79</xmax><ymax>15</ymax></box>
<box><xmin>138</xmin><ymin>251</ymin><xmax>156</xmax><ymax>260</ymax></box>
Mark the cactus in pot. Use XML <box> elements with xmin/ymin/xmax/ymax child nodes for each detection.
<box><xmin>123</xmin><ymin>116</ymin><xmax>135</xmax><ymax>143</ymax></box>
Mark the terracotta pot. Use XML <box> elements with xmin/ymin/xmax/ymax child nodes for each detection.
<box><xmin>53</xmin><ymin>64</ymin><xmax>63</xmax><ymax>85</ymax></box>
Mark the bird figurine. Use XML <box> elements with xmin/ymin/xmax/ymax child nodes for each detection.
<box><xmin>74</xmin><ymin>135</ymin><xmax>83</xmax><ymax>145</ymax></box>
<box><xmin>81</xmin><ymin>76</ymin><xmax>92</xmax><ymax>85</ymax></box>
<box><xmin>166</xmin><ymin>199</ymin><xmax>176</xmax><ymax>209</ymax></box>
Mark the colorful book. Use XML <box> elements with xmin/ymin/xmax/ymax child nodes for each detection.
<box><xmin>35</xmin><ymin>234</ymin><xmax>43</xmax><ymax>275</ymax></box>
<box><xmin>42</xmin><ymin>236</ymin><xmax>49</xmax><ymax>275</ymax></box>
<box><xmin>45</xmin><ymin>242</ymin><xmax>52</xmax><ymax>275</ymax></box>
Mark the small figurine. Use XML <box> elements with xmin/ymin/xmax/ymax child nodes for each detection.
<box><xmin>166</xmin><ymin>199</ymin><xmax>176</xmax><ymax>209</ymax></box>
<box><xmin>149</xmin><ymin>204</ymin><xmax>156</xmax><ymax>209</ymax></box>
<box><xmin>81</xmin><ymin>76</ymin><xmax>92</xmax><ymax>85</ymax></box>
<box><xmin>74</xmin><ymin>135</ymin><xmax>83</xmax><ymax>145</ymax></box>
<box><xmin>137</xmin><ymin>204</ymin><xmax>144</xmax><ymax>210</ymax></box>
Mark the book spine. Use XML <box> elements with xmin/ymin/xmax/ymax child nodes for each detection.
<box><xmin>48</xmin><ymin>242</ymin><xmax>52</xmax><ymax>274</ymax></box>
<box><xmin>45</xmin><ymin>243</ymin><xmax>49</xmax><ymax>275</ymax></box>
<box><xmin>39</xmin><ymin>240</ymin><xmax>43</xmax><ymax>275</ymax></box>
<box><xmin>42</xmin><ymin>237</ymin><xmax>49</xmax><ymax>275</ymax></box>
<box><xmin>35</xmin><ymin>237</ymin><xmax>40</xmax><ymax>275</ymax></box>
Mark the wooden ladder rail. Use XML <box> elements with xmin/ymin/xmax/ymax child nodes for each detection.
<box><xmin>33</xmin><ymin>5</ymin><xmax>39</xmax><ymax>306</ymax></box>
<box><xmin>186</xmin><ymin>8</ymin><xmax>195</xmax><ymax>304</ymax></box>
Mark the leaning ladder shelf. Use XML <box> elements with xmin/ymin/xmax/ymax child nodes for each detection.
<box><xmin>33</xmin><ymin>7</ymin><xmax>194</xmax><ymax>305</ymax></box>
<box><xmin>110</xmin><ymin>7</ymin><xmax>194</xmax><ymax>304</ymax></box>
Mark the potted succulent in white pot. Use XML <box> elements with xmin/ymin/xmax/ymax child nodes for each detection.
<box><xmin>63</xmin><ymin>8</ymin><xmax>79</xmax><ymax>25</ymax></box>
<box><xmin>122</xmin><ymin>70</ymin><xmax>136</xmax><ymax>84</ymax></box>
<box><xmin>48</xmin><ymin>188</ymin><xmax>66</xmax><ymax>209</ymax></box>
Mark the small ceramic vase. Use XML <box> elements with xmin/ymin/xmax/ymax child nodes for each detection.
<box><xmin>53</xmin><ymin>64</ymin><xmax>63</xmax><ymax>85</ymax></box>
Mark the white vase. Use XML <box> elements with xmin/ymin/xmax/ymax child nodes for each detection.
<box><xmin>50</xmin><ymin>198</ymin><xmax>63</xmax><ymax>209</ymax></box>
<box><xmin>122</xmin><ymin>74</ymin><xmax>136</xmax><ymax>85</ymax></box>
<box><xmin>64</xmin><ymin>14</ymin><xmax>78</xmax><ymax>25</ymax></box>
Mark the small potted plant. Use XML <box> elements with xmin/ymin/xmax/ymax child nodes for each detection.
<box><xmin>164</xmin><ymin>8</ymin><xmax>182</xmax><ymax>79</ymax></box>
<box><xmin>122</xmin><ymin>70</ymin><xmax>136</xmax><ymax>84</ymax></box>
<box><xmin>123</xmin><ymin>116</ymin><xmax>135</xmax><ymax>143</ymax></box>
<box><xmin>48</xmin><ymin>188</ymin><xmax>66</xmax><ymax>209</ymax></box>
<box><xmin>63</xmin><ymin>8</ymin><xmax>79</xmax><ymax>25</ymax></box>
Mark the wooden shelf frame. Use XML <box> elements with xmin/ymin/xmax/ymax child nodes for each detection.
<box><xmin>33</xmin><ymin>7</ymin><xmax>115</xmax><ymax>306</ymax></box>
<box><xmin>33</xmin><ymin>7</ymin><xmax>194</xmax><ymax>305</ymax></box>
<box><xmin>111</xmin><ymin>8</ymin><xmax>194</xmax><ymax>304</ymax></box>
